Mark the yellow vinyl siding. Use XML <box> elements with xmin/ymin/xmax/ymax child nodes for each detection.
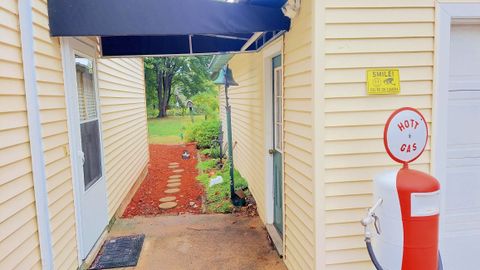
<box><xmin>321</xmin><ymin>1</ymin><xmax>435</xmax><ymax>268</ymax></box>
<box><xmin>219</xmin><ymin>52</ymin><xmax>267</xmax><ymax>221</ymax></box>
<box><xmin>0</xmin><ymin>2</ymin><xmax>43</xmax><ymax>269</ymax></box>
<box><xmin>223</xmin><ymin>1</ymin><xmax>315</xmax><ymax>269</ymax></box>
<box><xmin>97</xmin><ymin>58</ymin><xmax>149</xmax><ymax>219</ymax></box>
<box><xmin>32</xmin><ymin>0</ymin><xmax>79</xmax><ymax>268</ymax></box>
<box><xmin>283</xmin><ymin>0</ymin><xmax>315</xmax><ymax>269</ymax></box>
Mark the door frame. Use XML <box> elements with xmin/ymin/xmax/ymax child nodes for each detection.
<box><xmin>262</xmin><ymin>39</ymin><xmax>285</xmax><ymax>248</ymax></box>
<box><xmin>433</xmin><ymin>2</ymin><xmax>480</xmax><ymax>251</ymax></box>
<box><xmin>60</xmin><ymin>37</ymin><xmax>108</xmax><ymax>263</ymax></box>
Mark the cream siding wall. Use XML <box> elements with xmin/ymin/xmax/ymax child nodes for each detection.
<box><xmin>282</xmin><ymin>0</ymin><xmax>315</xmax><ymax>269</ymax></box>
<box><xmin>0</xmin><ymin>2</ymin><xmax>42</xmax><ymax>269</ymax></box>
<box><xmin>1</xmin><ymin>2</ymin><xmax>147</xmax><ymax>268</ymax></box>
<box><xmin>223</xmin><ymin>1</ymin><xmax>315</xmax><ymax>269</ymax></box>
<box><xmin>219</xmin><ymin>52</ymin><xmax>267</xmax><ymax>220</ymax></box>
<box><xmin>97</xmin><ymin>57</ymin><xmax>149</xmax><ymax>219</ymax></box>
<box><xmin>320</xmin><ymin>1</ymin><xmax>435</xmax><ymax>269</ymax></box>
<box><xmin>32</xmin><ymin>1</ymin><xmax>79</xmax><ymax>268</ymax></box>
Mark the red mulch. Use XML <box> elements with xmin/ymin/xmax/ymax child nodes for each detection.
<box><xmin>122</xmin><ymin>143</ymin><xmax>204</xmax><ymax>217</ymax></box>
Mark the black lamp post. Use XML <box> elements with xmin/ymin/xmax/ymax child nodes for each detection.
<box><xmin>213</xmin><ymin>65</ymin><xmax>245</xmax><ymax>206</ymax></box>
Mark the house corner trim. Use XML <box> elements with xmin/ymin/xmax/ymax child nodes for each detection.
<box><xmin>18</xmin><ymin>0</ymin><xmax>54</xmax><ymax>268</ymax></box>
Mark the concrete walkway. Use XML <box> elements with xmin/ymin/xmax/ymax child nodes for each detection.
<box><xmin>109</xmin><ymin>214</ymin><xmax>287</xmax><ymax>270</ymax></box>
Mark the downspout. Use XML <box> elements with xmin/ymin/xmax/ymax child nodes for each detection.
<box><xmin>18</xmin><ymin>0</ymin><xmax>54</xmax><ymax>269</ymax></box>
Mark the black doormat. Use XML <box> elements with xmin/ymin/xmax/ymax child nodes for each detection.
<box><xmin>90</xmin><ymin>234</ymin><xmax>145</xmax><ymax>269</ymax></box>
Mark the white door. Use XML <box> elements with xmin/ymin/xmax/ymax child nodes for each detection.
<box><xmin>441</xmin><ymin>23</ymin><xmax>480</xmax><ymax>269</ymax></box>
<box><xmin>63</xmin><ymin>38</ymin><xmax>108</xmax><ymax>259</ymax></box>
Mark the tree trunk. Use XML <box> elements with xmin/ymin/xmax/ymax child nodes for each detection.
<box><xmin>157</xmin><ymin>71</ymin><xmax>174</xmax><ymax>118</ymax></box>
<box><xmin>160</xmin><ymin>75</ymin><xmax>172</xmax><ymax>117</ymax></box>
<box><xmin>156</xmin><ymin>70</ymin><xmax>165</xmax><ymax>118</ymax></box>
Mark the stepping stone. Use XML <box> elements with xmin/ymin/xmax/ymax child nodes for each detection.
<box><xmin>165</xmin><ymin>188</ymin><xmax>180</xmax><ymax>194</ymax></box>
<box><xmin>167</xmin><ymin>179</ymin><xmax>181</xmax><ymax>183</ymax></box>
<box><xmin>168</xmin><ymin>162</ymin><xmax>179</xmax><ymax>166</ymax></box>
<box><xmin>167</xmin><ymin>183</ymin><xmax>181</xmax><ymax>188</ymax></box>
<box><xmin>159</xmin><ymin>196</ymin><xmax>176</xmax><ymax>202</ymax></box>
<box><xmin>169</xmin><ymin>175</ymin><xmax>182</xmax><ymax>179</ymax></box>
<box><xmin>168</xmin><ymin>165</ymin><xmax>179</xmax><ymax>169</ymax></box>
<box><xmin>159</xmin><ymin>202</ymin><xmax>177</xmax><ymax>209</ymax></box>
<box><xmin>172</xmin><ymin>169</ymin><xmax>184</xmax><ymax>173</ymax></box>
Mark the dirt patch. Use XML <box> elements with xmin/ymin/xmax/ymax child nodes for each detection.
<box><xmin>122</xmin><ymin>144</ymin><xmax>204</xmax><ymax>217</ymax></box>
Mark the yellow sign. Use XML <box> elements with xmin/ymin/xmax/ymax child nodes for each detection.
<box><xmin>366</xmin><ymin>69</ymin><xmax>400</xmax><ymax>95</ymax></box>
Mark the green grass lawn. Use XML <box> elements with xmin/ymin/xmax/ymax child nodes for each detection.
<box><xmin>148</xmin><ymin>115</ymin><xmax>204</xmax><ymax>144</ymax></box>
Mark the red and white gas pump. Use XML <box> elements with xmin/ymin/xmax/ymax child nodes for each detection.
<box><xmin>361</xmin><ymin>107</ymin><xmax>442</xmax><ymax>270</ymax></box>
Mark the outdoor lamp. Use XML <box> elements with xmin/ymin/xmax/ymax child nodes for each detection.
<box><xmin>213</xmin><ymin>65</ymin><xmax>244</xmax><ymax>207</ymax></box>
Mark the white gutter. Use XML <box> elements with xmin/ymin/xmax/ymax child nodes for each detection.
<box><xmin>18</xmin><ymin>0</ymin><xmax>54</xmax><ymax>268</ymax></box>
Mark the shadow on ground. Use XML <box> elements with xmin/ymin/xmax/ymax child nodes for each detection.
<box><xmin>109</xmin><ymin>214</ymin><xmax>286</xmax><ymax>270</ymax></box>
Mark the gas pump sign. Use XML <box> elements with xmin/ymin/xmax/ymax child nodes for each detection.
<box><xmin>383</xmin><ymin>107</ymin><xmax>428</xmax><ymax>164</ymax></box>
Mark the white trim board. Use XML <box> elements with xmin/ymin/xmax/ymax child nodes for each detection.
<box><xmin>18</xmin><ymin>0</ymin><xmax>54</xmax><ymax>268</ymax></box>
<box><xmin>262</xmin><ymin>39</ymin><xmax>285</xmax><ymax>256</ymax></box>
<box><xmin>433</xmin><ymin>1</ymin><xmax>480</xmax><ymax>259</ymax></box>
<box><xmin>262</xmin><ymin>40</ymin><xmax>282</xmax><ymax>226</ymax></box>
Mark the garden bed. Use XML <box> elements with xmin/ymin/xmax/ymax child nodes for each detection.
<box><xmin>196</xmin><ymin>153</ymin><xmax>257</xmax><ymax>216</ymax></box>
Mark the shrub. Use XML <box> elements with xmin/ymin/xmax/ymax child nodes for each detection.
<box><xmin>184</xmin><ymin>119</ymin><xmax>220</xmax><ymax>148</ymax></box>
<box><xmin>200</xmin><ymin>146</ymin><xmax>222</xmax><ymax>159</ymax></box>
<box><xmin>191</xmin><ymin>90</ymin><xmax>219</xmax><ymax>120</ymax></box>
<box><xmin>147</xmin><ymin>107</ymin><xmax>159</xmax><ymax>118</ymax></box>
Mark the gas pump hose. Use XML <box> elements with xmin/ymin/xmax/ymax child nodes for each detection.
<box><xmin>365</xmin><ymin>238</ymin><xmax>384</xmax><ymax>270</ymax></box>
<box><xmin>365</xmin><ymin>238</ymin><xmax>444</xmax><ymax>270</ymax></box>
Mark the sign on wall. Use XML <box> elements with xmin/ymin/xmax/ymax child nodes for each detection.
<box><xmin>384</xmin><ymin>107</ymin><xmax>428</xmax><ymax>164</ymax></box>
<box><xmin>366</xmin><ymin>69</ymin><xmax>401</xmax><ymax>95</ymax></box>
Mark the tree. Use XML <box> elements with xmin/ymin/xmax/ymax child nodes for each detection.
<box><xmin>144</xmin><ymin>56</ymin><xmax>214</xmax><ymax>118</ymax></box>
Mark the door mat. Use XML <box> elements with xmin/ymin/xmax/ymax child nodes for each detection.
<box><xmin>90</xmin><ymin>234</ymin><xmax>145</xmax><ymax>269</ymax></box>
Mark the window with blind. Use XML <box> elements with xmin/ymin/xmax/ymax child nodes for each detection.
<box><xmin>75</xmin><ymin>55</ymin><xmax>102</xmax><ymax>190</ymax></box>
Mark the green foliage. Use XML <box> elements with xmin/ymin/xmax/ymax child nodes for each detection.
<box><xmin>190</xmin><ymin>89</ymin><xmax>219</xmax><ymax>119</ymax></box>
<box><xmin>166</xmin><ymin>107</ymin><xmax>187</xmax><ymax>117</ymax></box>
<box><xmin>147</xmin><ymin>107</ymin><xmax>159</xmax><ymax>119</ymax></box>
<box><xmin>200</xmin><ymin>146</ymin><xmax>222</xmax><ymax>159</ymax></box>
<box><xmin>184</xmin><ymin>119</ymin><xmax>220</xmax><ymax>148</ymax></box>
<box><xmin>144</xmin><ymin>63</ymin><xmax>158</xmax><ymax>110</ymax></box>
<box><xmin>196</xmin><ymin>159</ymin><xmax>218</xmax><ymax>171</ymax></box>
<box><xmin>197</xmin><ymin>162</ymin><xmax>249</xmax><ymax>213</ymax></box>
<box><xmin>144</xmin><ymin>56</ymin><xmax>214</xmax><ymax>118</ymax></box>
<box><xmin>173</xmin><ymin>56</ymin><xmax>216</xmax><ymax>98</ymax></box>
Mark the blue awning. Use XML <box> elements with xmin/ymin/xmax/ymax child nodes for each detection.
<box><xmin>47</xmin><ymin>0</ymin><xmax>290</xmax><ymax>57</ymax></box>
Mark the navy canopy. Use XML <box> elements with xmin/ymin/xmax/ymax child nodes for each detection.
<box><xmin>47</xmin><ymin>0</ymin><xmax>290</xmax><ymax>57</ymax></box>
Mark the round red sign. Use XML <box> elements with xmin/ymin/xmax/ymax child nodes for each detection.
<box><xmin>383</xmin><ymin>107</ymin><xmax>428</xmax><ymax>164</ymax></box>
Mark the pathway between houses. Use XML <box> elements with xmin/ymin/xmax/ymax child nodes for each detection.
<box><xmin>122</xmin><ymin>144</ymin><xmax>204</xmax><ymax>217</ymax></box>
<box><xmin>99</xmin><ymin>144</ymin><xmax>287</xmax><ymax>269</ymax></box>
<box><xmin>109</xmin><ymin>214</ymin><xmax>286</xmax><ymax>270</ymax></box>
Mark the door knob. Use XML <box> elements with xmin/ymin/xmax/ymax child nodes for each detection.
<box><xmin>268</xmin><ymin>149</ymin><xmax>275</xmax><ymax>155</ymax></box>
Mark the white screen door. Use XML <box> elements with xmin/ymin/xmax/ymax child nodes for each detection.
<box><xmin>63</xmin><ymin>38</ymin><xmax>108</xmax><ymax>259</ymax></box>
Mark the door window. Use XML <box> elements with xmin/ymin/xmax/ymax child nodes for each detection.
<box><xmin>273</xmin><ymin>67</ymin><xmax>283</xmax><ymax>152</ymax></box>
<box><xmin>75</xmin><ymin>55</ymin><xmax>102</xmax><ymax>190</ymax></box>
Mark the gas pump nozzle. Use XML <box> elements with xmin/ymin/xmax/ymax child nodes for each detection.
<box><xmin>361</xmin><ymin>198</ymin><xmax>384</xmax><ymax>270</ymax></box>
<box><xmin>361</xmin><ymin>198</ymin><xmax>383</xmax><ymax>231</ymax></box>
